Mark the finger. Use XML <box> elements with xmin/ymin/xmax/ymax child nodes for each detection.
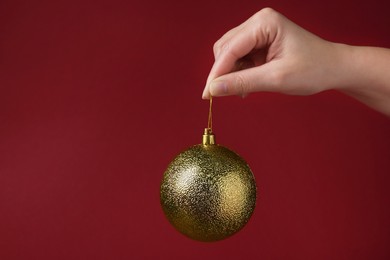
<box><xmin>208</xmin><ymin>61</ymin><xmax>283</xmax><ymax>97</ymax></box>
<box><xmin>203</xmin><ymin>26</ymin><xmax>246</xmax><ymax>99</ymax></box>
<box><xmin>203</xmin><ymin>11</ymin><xmax>280</xmax><ymax>99</ymax></box>
<box><xmin>209</xmin><ymin>30</ymin><xmax>259</xmax><ymax>82</ymax></box>
<box><xmin>211</xmin><ymin>10</ymin><xmax>280</xmax><ymax>80</ymax></box>
<box><xmin>202</xmin><ymin>56</ymin><xmax>256</xmax><ymax>99</ymax></box>
<box><xmin>213</xmin><ymin>25</ymin><xmax>244</xmax><ymax>59</ymax></box>
<box><xmin>203</xmin><ymin>31</ymin><xmax>260</xmax><ymax>99</ymax></box>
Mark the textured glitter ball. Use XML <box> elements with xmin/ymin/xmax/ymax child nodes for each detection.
<box><xmin>160</xmin><ymin>129</ymin><xmax>257</xmax><ymax>242</ymax></box>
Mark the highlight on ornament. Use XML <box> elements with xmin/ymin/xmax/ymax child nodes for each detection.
<box><xmin>160</xmin><ymin>97</ymin><xmax>257</xmax><ymax>242</ymax></box>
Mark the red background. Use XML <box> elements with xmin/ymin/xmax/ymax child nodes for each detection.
<box><xmin>1</xmin><ymin>0</ymin><xmax>390</xmax><ymax>259</ymax></box>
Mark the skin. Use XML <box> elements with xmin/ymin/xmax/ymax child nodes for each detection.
<box><xmin>202</xmin><ymin>8</ymin><xmax>390</xmax><ymax>116</ymax></box>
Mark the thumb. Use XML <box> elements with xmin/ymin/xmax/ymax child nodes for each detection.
<box><xmin>209</xmin><ymin>63</ymin><xmax>280</xmax><ymax>97</ymax></box>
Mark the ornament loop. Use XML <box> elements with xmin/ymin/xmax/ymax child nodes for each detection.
<box><xmin>207</xmin><ymin>96</ymin><xmax>213</xmax><ymax>131</ymax></box>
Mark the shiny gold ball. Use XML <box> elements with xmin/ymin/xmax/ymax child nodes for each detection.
<box><xmin>160</xmin><ymin>137</ymin><xmax>257</xmax><ymax>242</ymax></box>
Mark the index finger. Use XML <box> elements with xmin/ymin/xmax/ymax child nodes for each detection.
<box><xmin>203</xmin><ymin>8</ymin><xmax>280</xmax><ymax>99</ymax></box>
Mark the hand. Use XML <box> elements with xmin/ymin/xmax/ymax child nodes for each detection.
<box><xmin>203</xmin><ymin>8</ymin><xmax>341</xmax><ymax>99</ymax></box>
<box><xmin>202</xmin><ymin>8</ymin><xmax>390</xmax><ymax>116</ymax></box>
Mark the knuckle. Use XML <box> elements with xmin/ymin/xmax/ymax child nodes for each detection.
<box><xmin>213</xmin><ymin>40</ymin><xmax>221</xmax><ymax>54</ymax></box>
<box><xmin>234</xmin><ymin>74</ymin><xmax>249</xmax><ymax>96</ymax></box>
<box><xmin>258</xmin><ymin>7</ymin><xmax>278</xmax><ymax>18</ymax></box>
<box><xmin>252</xmin><ymin>7</ymin><xmax>281</xmax><ymax>25</ymax></box>
<box><xmin>250</xmin><ymin>8</ymin><xmax>283</xmax><ymax>40</ymax></box>
<box><xmin>213</xmin><ymin>40</ymin><xmax>229</xmax><ymax>57</ymax></box>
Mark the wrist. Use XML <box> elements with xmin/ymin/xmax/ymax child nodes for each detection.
<box><xmin>330</xmin><ymin>44</ymin><xmax>390</xmax><ymax>116</ymax></box>
<box><xmin>327</xmin><ymin>42</ymin><xmax>357</xmax><ymax>92</ymax></box>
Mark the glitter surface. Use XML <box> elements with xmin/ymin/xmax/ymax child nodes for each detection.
<box><xmin>160</xmin><ymin>144</ymin><xmax>257</xmax><ymax>242</ymax></box>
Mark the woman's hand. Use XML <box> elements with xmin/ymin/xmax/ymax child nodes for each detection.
<box><xmin>202</xmin><ymin>8</ymin><xmax>390</xmax><ymax>116</ymax></box>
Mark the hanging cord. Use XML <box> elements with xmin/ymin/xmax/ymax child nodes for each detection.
<box><xmin>207</xmin><ymin>96</ymin><xmax>213</xmax><ymax>131</ymax></box>
<box><xmin>203</xmin><ymin>96</ymin><xmax>215</xmax><ymax>145</ymax></box>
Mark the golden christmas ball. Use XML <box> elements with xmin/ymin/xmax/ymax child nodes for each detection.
<box><xmin>160</xmin><ymin>129</ymin><xmax>257</xmax><ymax>242</ymax></box>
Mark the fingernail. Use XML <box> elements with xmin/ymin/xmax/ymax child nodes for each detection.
<box><xmin>210</xmin><ymin>81</ymin><xmax>227</xmax><ymax>96</ymax></box>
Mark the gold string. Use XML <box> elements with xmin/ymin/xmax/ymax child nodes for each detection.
<box><xmin>207</xmin><ymin>96</ymin><xmax>213</xmax><ymax>131</ymax></box>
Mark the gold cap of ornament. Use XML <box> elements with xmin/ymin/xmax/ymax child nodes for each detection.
<box><xmin>202</xmin><ymin>128</ymin><xmax>215</xmax><ymax>145</ymax></box>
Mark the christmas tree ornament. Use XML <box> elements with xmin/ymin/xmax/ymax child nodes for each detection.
<box><xmin>160</xmin><ymin>98</ymin><xmax>257</xmax><ymax>242</ymax></box>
